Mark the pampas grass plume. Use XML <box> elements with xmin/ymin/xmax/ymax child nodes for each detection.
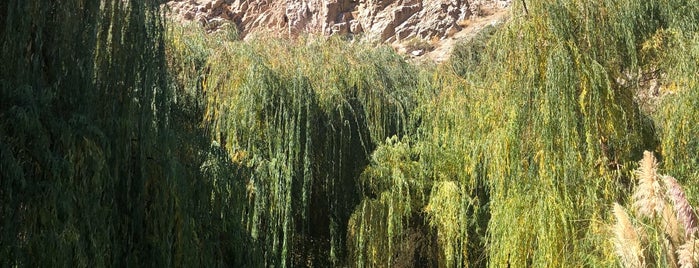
<box><xmin>613</xmin><ymin>203</ymin><xmax>646</xmax><ymax>268</ymax></box>
<box><xmin>678</xmin><ymin>237</ymin><xmax>699</xmax><ymax>268</ymax></box>
<box><xmin>664</xmin><ymin>204</ymin><xmax>683</xmax><ymax>247</ymax></box>
<box><xmin>664</xmin><ymin>175</ymin><xmax>699</xmax><ymax>240</ymax></box>
<box><xmin>633</xmin><ymin>151</ymin><xmax>665</xmax><ymax>218</ymax></box>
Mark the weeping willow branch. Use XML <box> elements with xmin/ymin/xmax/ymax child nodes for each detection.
<box><xmin>521</xmin><ymin>0</ymin><xmax>529</xmax><ymax>16</ymax></box>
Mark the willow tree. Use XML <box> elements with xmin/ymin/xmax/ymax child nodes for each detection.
<box><xmin>650</xmin><ymin>26</ymin><xmax>699</xmax><ymax>212</ymax></box>
<box><xmin>0</xmin><ymin>0</ymin><xmax>176</xmax><ymax>265</ymax></box>
<box><xmin>192</xmin><ymin>33</ymin><xmax>419</xmax><ymax>266</ymax></box>
<box><xmin>347</xmin><ymin>0</ymin><xmax>699</xmax><ymax>267</ymax></box>
<box><xmin>0</xmin><ymin>0</ymin><xmax>253</xmax><ymax>266</ymax></box>
<box><xmin>440</xmin><ymin>0</ymin><xmax>696</xmax><ymax>266</ymax></box>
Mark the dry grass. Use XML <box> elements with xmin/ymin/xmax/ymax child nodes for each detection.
<box><xmin>611</xmin><ymin>151</ymin><xmax>699</xmax><ymax>267</ymax></box>
<box><xmin>613</xmin><ymin>203</ymin><xmax>646</xmax><ymax>268</ymax></box>
<box><xmin>403</xmin><ymin>37</ymin><xmax>435</xmax><ymax>53</ymax></box>
<box><xmin>633</xmin><ymin>151</ymin><xmax>666</xmax><ymax>218</ymax></box>
<box><xmin>664</xmin><ymin>204</ymin><xmax>684</xmax><ymax>248</ymax></box>
<box><xmin>664</xmin><ymin>175</ymin><xmax>699</xmax><ymax>239</ymax></box>
<box><xmin>457</xmin><ymin>19</ymin><xmax>472</xmax><ymax>28</ymax></box>
<box><xmin>677</xmin><ymin>237</ymin><xmax>699</xmax><ymax>268</ymax></box>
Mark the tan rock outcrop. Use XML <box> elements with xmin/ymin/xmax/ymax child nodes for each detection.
<box><xmin>165</xmin><ymin>0</ymin><xmax>508</xmax><ymax>43</ymax></box>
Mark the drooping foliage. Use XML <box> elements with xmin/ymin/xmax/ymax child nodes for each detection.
<box><xmin>0</xmin><ymin>1</ymin><xmax>176</xmax><ymax>265</ymax></box>
<box><xmin>194</xmin><ymin>31</ymin><xmax>419</xmax><ymax>266</ymax></box>
<box><xmin>348</xmin><ymin>136</ymin><xmax>432</xmax><ymax>267</ymax></box>
<box><xmin>351</xmin><ymin>0</ymin><xmax>699</xmax><ymax>267</ymax></box>
<box><xmin>0</xmin><ymin>1</ymin><xmax>257</xmax><ymax>266</ymax></box>
<box><xmin>3</xmin><ymin>0</ymin><xmax>699</xmax><ymax>267</ymax></box>
<box><xmin>650</xmin><ymin>27</ymin><xmax>699</xmax><ymax>203</ymax></box>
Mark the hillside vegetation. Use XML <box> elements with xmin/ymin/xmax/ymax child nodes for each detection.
<box><xmin>2</xmin><ymin>0</ymin><xmax>699</xmax><ymax>267</ymax></box>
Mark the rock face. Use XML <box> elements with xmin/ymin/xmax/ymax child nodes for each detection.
<box><xmin>357</xmin><ymin>0</ymin><xmax>469</xmax><ymax>42</ymax></box>
<box><xmin>166</xmin><ymin>0</ymin><xmax>506</xmax><ymax>43</ymax></box>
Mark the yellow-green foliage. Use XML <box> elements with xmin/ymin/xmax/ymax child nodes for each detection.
<box><xmin>348</xmin><ymin>136</ymin><xmax>426</xmax><ymax>267</ymax></box>
<box><xmin>425</xmin><ymin>181</ymin><xmax>463</xmax><ymax>267</ymax></box>
<box><xmin>4</xmin><ymin>0</ymin><xmax>699</xmax><ymax>266</ymax></box>
<box><xmin>179</xmin><ymin>0</ymin><xmax>699</xmax><ymax>266</ymax></box>
<box><xmin>652</xmin><ymin>30</ymin><xmax>699</xmax><ymax>202</ymax></box>
<box><xmin>178</xmin><ymin>26</ymin><xmax>420</xmax><ymax>265</ymax></box>
<box><xmin>415</xmin><ymin>0</ymin><xmax>699</xmax><ymax>266</ymax></box>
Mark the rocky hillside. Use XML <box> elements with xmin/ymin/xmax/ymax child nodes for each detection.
<box><xmin>165</xmin><ymin>0</ymin><xmax>511</xmax><ymax>44</ymax></box>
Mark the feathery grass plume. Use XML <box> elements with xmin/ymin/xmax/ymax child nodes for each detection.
<box><xmin>664</xmin><ymin>175</ymin><xmax>699</xmax><ymax>239</ymax></box>
<box><xmin>665</xmin><ymin>236</ymin><xmax>679</xmax><ymax>268</ymax></box>
<box><xmin>663</xmin><ymin>204</ymin><xmax>684</xmax><ymax>249</ymax></box>
<box><xmin>634</xmin><ymin>151</ymin><xmax>665</xmax><ymax>218</ymax></box>
<box><xmin>613</xmin><ymin>203</ymin><xmax>646</xmax><ymax>268</ymax></box>
<box><xmin>677</xmin><ymin>237</ymin><xmax>699</xmax><ymax>268</ymax></box>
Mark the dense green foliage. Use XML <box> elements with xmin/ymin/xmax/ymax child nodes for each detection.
<box><xmin>1</xmin><ymin>1</ymin><xmax>177</xmax><ymax>265</ymax></box>
<box><xmin>176</xmin><ymin>28</ymin><xmax>419</xmax><ymax>266</ymax></box>
<box><xmin>1</xmin><ymin>1</ymin><xmax>255</xmax><ymax>266</ymax></box>
<box><xmin>2</xmin><ymin>0</ymin><xmax>699</xmax><ymax>267</ymax></box>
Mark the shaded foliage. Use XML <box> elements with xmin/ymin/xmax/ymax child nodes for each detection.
<box><xmin>0</xmin><ymin>1</ymin><xmax>257</xmax><ymax>266</ymax></box>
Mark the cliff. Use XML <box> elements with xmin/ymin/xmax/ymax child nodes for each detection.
<box><xmin>165</xmin><ymin>0</ymin><xmax>511</xmax><ymax>43</ymax></box>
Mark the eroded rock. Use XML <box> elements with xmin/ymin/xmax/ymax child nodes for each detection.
<box><xmin>165</xmin><ymin>0</ymin><xmax>509</xmax><ymax>43</ymax></box>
